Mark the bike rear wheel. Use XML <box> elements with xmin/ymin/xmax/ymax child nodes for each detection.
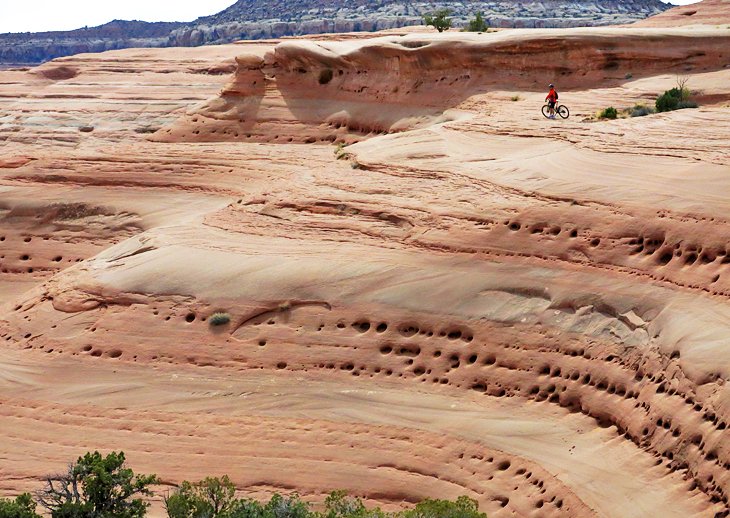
<box><xmin>541</xmin><ymin>105</ymin><xmax>551</xmax><ymax>118</ymax></box>
<box><xmin>557</xmin><ymin>105</ymin><xmax>570</xmax><ymax>119</ymax></box>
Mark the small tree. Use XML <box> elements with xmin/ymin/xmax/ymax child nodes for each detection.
<box><xmin>323</xmin><ymin>491</ymin><xmax>386</xmax><ymax>518</ymax></box>
<box><xmin>423</xmin><ymin>10</ymin><xmax>452</xmax><ymax>32</ymax></box>
<box><xmin>465</xmin><ymin>12</ymin><xmax>489</xmax><ymax>32</ymax></box>
<box><xmin>165</xmin><ymin>476</ymin><xmax>236</xmax><ymax>518</ymax></box>
<box><xmin>261</xmin><ymin>494</ymin><xmax>312</xmax><ymax>518</ymax></box>
<box><xmin>0</xmin><ymin>493</ymin><xmax>42</xmax><ymax>518</ymax></box>
<box><xmin>400</xmin><ymin>496</ymin><xmax>486</xmax><ymax>518</ymax></box>
<box><xmin>36</xmin><ymin>451</ymin><xmax>158</xmax><ymax>518</ymax></box>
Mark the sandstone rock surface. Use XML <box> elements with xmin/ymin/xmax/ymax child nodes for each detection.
<box><xmin>1</xmin><ymin>13</ymin><xmax>730</xmax><ymax>518</ymax></box>
<box><xmin>633</xmin><ymin>0</ymin><xmax>730</xmax><ymax>26</ymax></box>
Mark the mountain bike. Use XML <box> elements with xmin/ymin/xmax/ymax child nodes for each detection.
<box><xmin>542</xmin><ymin>102</ymin><xmax>570</xmax><ymax>119</ymax></box>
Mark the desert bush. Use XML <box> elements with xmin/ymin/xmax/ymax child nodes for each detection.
<box><xmin>510</xmin><ymin>95</ymin><xmax>521</xmax><ymax>102</ymax></box>
<box><xmin>656</xmin><ymin>88</ymin><xmax>682</xmax><ymax>112</ymax></box>
<box><xmin>334</xmin><ymin>143</ymin><xmax>347</xmax><ymax>160</ymax></box>
<box><xmin>166</xmin><ymin>476</ymin><xmax>237</xmax><ymax>518</ymax></box>
<box><xmin>218</xmin><ymin>493</ymin><xmax>312</xmax><ymax>518</ymax></box>
<box><xmin>165</xmin><ymin>489</ymin><xmax>486</xmax><ymax>518</ymax></box>
<box><xmin>656</xmin><ymin>77</ymin><xmax>695</xmax><ymax>112</ymax></box>
<box><xmin>36</xmin><ymin>451</ymin><xmax>158</xmax><ymax>518</ymax></box>
<box><xmin>423</xmin><ymin>10</ymin><xmax>451</xmax><ymax>32</ymax></box>
<box><xmin>323</xmin><ymin>491</ymin><xmax>387</xmax><ymax>518</ymax></box>
<box><xmin>0</xmin><ymin>494</ymin><xmax>42</xmax><ymax>518</ymax></box>
<box><xmin>676</xmin><ymin>100</ymin><xmax>698</xmax><ymax>109</ymax></box>
<box><xmin>464</xmin><ymin>12</ymin><xmax>488</xmax><ymax>32</ymax></box>
<box><xmin>400</xmin><ymin>496</ymin><xmax>486</xmax><ymax>518</ymax></box>
<box><xmin>598</xmin><ymin>107</ymin><xmax>618</xmax><ymax>119</ymax></box>
<box><xmin>630</xmin><ymin>104</ymin><xmax>655</xmax><ymax>117</ymax></box>
<box><xmin>209</xmin><ymin>312</ymin><xmax>231</xmax><ymax>326</ymax></box>
<box><xmin>675</xmin><ymin>75</ymin><xmax>690</xmax><ymax>96</ymax></box>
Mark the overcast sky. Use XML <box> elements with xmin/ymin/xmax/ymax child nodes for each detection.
<box><xmin>0</xmin><ymin>0</ymin><xmax>702</xmax><ymax>34</ymax></box>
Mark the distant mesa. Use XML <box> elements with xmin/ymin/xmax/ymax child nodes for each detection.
<box><xmin>0</xmin><ymin>0</ymin><xmax>670</xmax><ymax>64</ymax></box>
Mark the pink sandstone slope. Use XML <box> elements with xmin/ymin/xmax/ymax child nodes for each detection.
<box><xmin>1</xmin><ymin>24</ymin><xmax>730</xmax><ymax>518</ymax></box>
<box><xmin>633</xmin><ymin>0</ymin><xmax>730</xmax><ymax>26</ymax></box>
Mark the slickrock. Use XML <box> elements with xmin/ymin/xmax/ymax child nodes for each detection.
<box><xmin>153</xmin><ymin>28</ymin><xmax>730</xmax><ymax>144</ymax></box>
<box><xmin>1</xmin><ymin>11</ymin><xmax>730</xmax><ymax>518</ymax></box>
<box><xmin>633</xmin><ymin>0</ymin><xmax>730</xmax><ymax>26</ymax></box>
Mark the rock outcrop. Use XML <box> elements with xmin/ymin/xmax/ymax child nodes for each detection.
<box><xmin>153</xmin><ymin>28</ymin><xmax>730</xmax><ymax>144</ymax></box>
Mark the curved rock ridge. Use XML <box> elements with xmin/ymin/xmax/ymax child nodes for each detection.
<box><xmin>2</xmin><ymin>25</ymin><xmax>730</xmax><ymax>518</ymax></box>
<box><xmin>153</xmin><ymin>28</ymin><xmax>730</xmax><ymax>144</ymax></box>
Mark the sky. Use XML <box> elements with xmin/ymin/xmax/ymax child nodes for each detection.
<box><xmin>0</xmin><ymin>0</ymin><xmax>702</xmax><ymax>34</ymax></box>
<box><xmin>0</xmin><ymin>0</ymin><xmax>237</xmax><ymax>34</ymax></box>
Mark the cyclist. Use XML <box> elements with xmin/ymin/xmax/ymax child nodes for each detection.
<box><xmin>545</xmin><ymin>84</ymin><xmax>559</xmax><ymax>119</ymax></box>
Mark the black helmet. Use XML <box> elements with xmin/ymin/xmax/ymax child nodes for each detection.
<box><xmin>549</xmin><ymin>83</ymin><xmax>554</xmax><ymax>88</ymax></box>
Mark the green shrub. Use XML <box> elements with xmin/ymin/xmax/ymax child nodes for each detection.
<box><xmin>423</xmin><ymin>10</ymin><xmax>452</xmax><ymax>32</ymax></box>
<box><xmin>656</xmin><ymin>88</ymin><xmax>682</xmax><ymax>112</ymax></box>
<box><xmin>166</xmin><ymin>476</ymin><xmax>236</xmax><ymax>518</ymax></box>
<box><xmin>676</xmin><ymin>100</ymin><xmax>698</xmax><ymax>109</ymax></box>
<box><xmin>401</xmin><ymin>496</ymin><xmax>486</xmax><ymax>518</ymax></box>
<box><xmin>221</xmin><ymin>493</ymin><xmax>313</xmax><ymax>518</ymax></box>
<box><xmin>0</xmin><ymin>494</ymin><xmax>42</xmax><ymax>518</ymax></box>
<box><xmin>510</xmin><ymin>95</ymin><xmax>521</xmax><ymax>102</ymax></box>
<box><xmin>464</xmin><ymin>12</ymin><xmax>488</xmax><ymax>32</ymax></box>
<box><xmin>165</xmin><ymin>489</ymin><xmax>486</xmax><ymax>518</ymax></box>
<box><xmin>323</xmin><ymin>491</ymin><xmax>387</xmax><ymax>518</ymax></box>
<box><xmin>598</xmin><ymin>107</ymin><xmax>618</xmax><ymax>119</ymax></box>
<box><xmin>209</xmin><ymin>312</ymin><xmax>231</xmax><ymax>326</ymax></box>
<box><xmin>655</xmin><ymin>82</ymin><xmax>694</xmax><ymax>113</ymax></box>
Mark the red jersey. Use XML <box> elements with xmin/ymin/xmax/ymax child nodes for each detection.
<box><xmin>546</xmin><ymin>88</ymin><xmax>558</xmax><ymax>102</ymax></box>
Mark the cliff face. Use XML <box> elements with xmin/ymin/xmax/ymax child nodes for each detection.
<box><xmin>0</xmin><ymin>0</ymin><xmax>670</xmax><ymax>64</ymax></box>
<box><xmin>170</xmin><ymin>0</ymin><xmax>670</xmax><ymax>45</ymax></box>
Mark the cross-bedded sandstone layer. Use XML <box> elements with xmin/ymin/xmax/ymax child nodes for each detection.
<box><xmin>1</xmin><ymin>16</ymin><xmax>729</xmax><ymax>518</ymax></box>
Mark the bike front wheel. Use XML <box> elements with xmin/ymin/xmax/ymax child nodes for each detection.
<box><xmin>557</xmin><ymin>105</ymin><xmax>570</xmax><ymax>119</ymax></box>
<box><xmin>541</xmin><ymin>105</ymin><xmax>551</xmax><ymax>118</ymax></box>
